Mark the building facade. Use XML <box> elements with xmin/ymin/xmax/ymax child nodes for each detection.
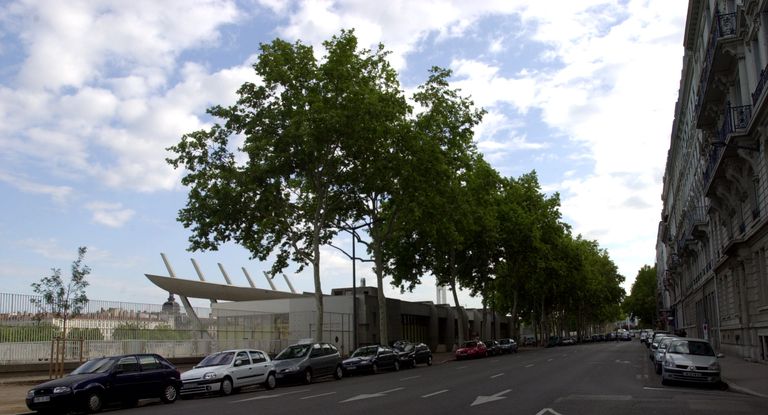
<box><xmin>659</xmin><ymin>0</ymin><xmax>768</xmax><ymax>362</ymax></box>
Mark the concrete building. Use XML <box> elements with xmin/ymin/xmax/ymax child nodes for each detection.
<box><xmin>146</xmin><ymin>273</ymin><xmax>514</xmax><ymax>355</ymax></box>
<box><xmin>658</xmin><ymin>0</ymin><xmax>768</xmax><ymax>362</ymax></box>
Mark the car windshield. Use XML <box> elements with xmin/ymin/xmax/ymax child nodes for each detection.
<box><xmin>71</xmin><ymin>357</ymin><xmax>116</xmax><ymax>374</ymax></box>
<box><xmin>351</xmin><ymin>346</ymin><xmax>378</xmax><ymax>357</ymax></box>
<box><xmin>275</xmin><ymin>344</ymin><xmax>311</xmax><ymax>360</ymax></box>
<box><xmin>668</xmin><ymin>341</ymin><xmax>715</xmax><ymax>356</ymax></box>
<box><xmin>196</xmin><ymin>351</ymin><xmax>235</xmax><ymax>367</ymax></box>
<box><xmin>498</xmin><ymin>339</ymin><xmax>509</xmax><ymax>344</ymax></box>
<box><xmin>463</xmin><ymin>341</ymin><xmax>477</xmax><ymax>348</ymax></box>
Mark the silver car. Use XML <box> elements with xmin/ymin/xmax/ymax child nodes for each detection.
<box><xmin>181</xmin><ymin>349</ymin><xmax>275</xmax><ymax>397</ymax></box>
<box><xmin>653</xmin><ymin>336</ymin><xmax>677</xmax><ymax>374</ymax></box>
<box><xmin>661</xmin><ymin>338</ymin><xmax>722</xmax><ymax>385</ymax></box>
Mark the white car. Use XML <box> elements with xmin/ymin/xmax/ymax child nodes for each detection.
<box><xmin>181</xmin><ymin>349</ymin><xmax>276</xmax><ymax>397</ymax></box>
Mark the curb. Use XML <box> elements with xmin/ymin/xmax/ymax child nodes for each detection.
<box><xmin>722</xmin><ymin>377</ymin><xmax>768</xmax><ymax>399</ymax></box>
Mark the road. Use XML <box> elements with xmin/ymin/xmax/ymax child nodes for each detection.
<box><xmin>14</xmin><ymin>341</ymin><xmax>767</xmax><ymax>415</ymax></box>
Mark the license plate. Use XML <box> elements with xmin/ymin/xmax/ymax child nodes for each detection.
<box><xmin>683</xmin><ymin>371</ymin><xmax>702</xmax><ymax>377</ymax></box>
<box><xmin>347</xmin><ymin>366</ymin><xmax>356</xmax><ymax>370</ymax></box>
<box><xmin>33</xmin><ymin>396</ymin><xmax>51</xmax><ymax>403</ymax></box>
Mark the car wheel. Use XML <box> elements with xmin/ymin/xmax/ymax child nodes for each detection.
<box><xmin>427</xmin><ymin>355</ymin><xmax>433</xmax><ymax>366</ymax></box>
<box><xmin>161</xmin><ymin>384</ymin><xmax>179</xmax><ymax>404</ymax></box>
<box><xmin>333</xmin><ymin>365</ymin><xmax>343</xmax><ymax>380</ymax></box>
<box><xmin>655</xmin><ymin>364</ymin><xmax>661</xmax><ymax>375</ymax></box>
<box><xmin>84</xmin><ymin>391</ymin><xmax>103</xmax><ymax>413</ymax></box>
<box><xmin>394</xmin><ymin>360</ymin><xmax>400</xmax><ymax>371</ymax></box>
<box><xmin>412</xmin><ymin>358</ymin><xmax>417</xmax><ymax>368</ymax></box>
<box><xmin>661</xmin><ymin>378</ymin><xmax>670</xmax><ymax>386</ymax></box>
<box><xmin>264</xmin><ymin>372</ymin><xmax>277</xmax><ymax>390</ymax></box>
<box><xmin>303</xmin><ymin>369</ymin><xmax>313</xmax><ymax>384</ymax></box>
<box><xmin>372</xmin><ymin>363</ymin><xmax>379</xmax><ymax>374</ymax></box>
<box><xmin>220</xmin><ymin>377</ymin><xmax>234</xmax><ymax>396</ymax></box>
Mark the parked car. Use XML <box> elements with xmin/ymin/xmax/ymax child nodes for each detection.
<box><xmin>497</xmin><ymin>338</ymin><xmax>518</xmax><ymax>354</ymax></box>
<box><xmin>272</xmin><ymin>341</ymin><xmax>343</xmax><ymax>384</ymax></box>
<box><xmin>561</xmin><ymin>337</ymin><xmax>576</xmax><ymax>345</ymax></box>
<box><xmin>342</xmin><ymin>345</ymin><xmax>399</xmax><ymax>375</ymax></box>
<box><xmin>392</xmin><ymin>341</ymin><xmax>433</xmax><ymax>367</ymax></box>
<box><xmin>455</xmin><ymin>340</ymin><xmax>487</xmax><ymax>360</ymax></box>
<box><xmin>653</xmin><ymin>336</ymin><xmax>678</xmax><ymax>374</ymax></box>
<box><xmin>661</xmin><ymin>338</ymin><xmax>722</xmax><ymax>386</ymax></box>
<box><xmin>26</xmin><ymin>353</ymin><xmax>181</xmax><ymax>413</ymax></box>
<box><xmin>180</xmin><ymin>349</ymin><xmax>275</xmax><ymax>397</ymax></box>
<box><xmin>649</xmin><ymin>331</ymin><xmax>670</xmax><ymax>360</ymax></box>
<box><xmin>484</xmin><ymin>340</ymin><xmax>501</xmax><ymax>356</ymax></box>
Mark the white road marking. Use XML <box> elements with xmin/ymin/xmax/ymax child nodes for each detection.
<box><xmin>547</xmin><ymin>358</ymin><xmax>554</xmax><ymax>362</ymax></box>
<box><xmin>562</xmin><ymin>394</ymin><xmax>632</xmax><ymax>401</ymax></box>
<box><xmin>421</xmin><ymin>389</ymin><xmax>449</xmax><ymax>398</ymax></box>
<box><xmin>535</xmin><ymin>409</ymin><xmax>565</xmax><ymax>415</ymax></box>
<box><xmin>399</xmin><ymin>375</ymin><xmax>421</xmax><ymax>381</ymax></box>
<box><xmin>340</xmin><ymin>387</ymin><xmax>404</xmax><ymax>403</ymax></box>
<box><xmin>232</xmin><ymin>389</ymin><xmax>311</xmax><ymax>403</ymax></box>
<box><xmin>490</xmin><ymin>373</ymin><xmax>504</xmax><ymax>378</ymax></box>
<box><xmin>525</xmin><ymin>364</ymin><xmax>535</xmax><ymax>368</ymax></box>
<box><xmin>456</xmin><ymin>365</ymin><xmax>468</xmax><ymax>369</ymax></box>
<box><xmin>300</xmin><ymin>392</ymin><xmax>337</xmax><ymax>400</ymax></box>
<box><xmin>471</xmin><ymin>389</ymin><xmax>512</xmax><ymax>406</ymax></box>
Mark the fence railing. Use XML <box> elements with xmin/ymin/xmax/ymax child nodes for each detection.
<box><xmin>0</xmin><ymin>293</ymin><xmax>351</xmax><ymax>364</ymax></box>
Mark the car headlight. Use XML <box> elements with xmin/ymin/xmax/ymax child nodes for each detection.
<box><xmin>284</xmin><ymin>366</ymin><xmax>301</xmax><ymax>373</ymax></box>
<box><xmin>663</xmin><ymin>357</ymin><xmax>674</xmax><ymax>367</ymax></box>
<box><xmin>708</xmin><ymin>361</ymin><xmax>720</xmax><ymax>371</ymax></box>
<box><xmin>53</xmin><ymin>386</ymin><xmax>71</xmax><ymax>394</ymax></box>
<box><xmin>27</xmin><ymin>390</ymin><xmax>35</xmax><ymax>398</ymax></box>
<box><xmin>203</xmin><ymin>372</ymin><xmax>217</xmax><ymax>380</ymax></box>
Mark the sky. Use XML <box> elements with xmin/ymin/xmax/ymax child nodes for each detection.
<box><xmin>0</xmin><ymin>0</ymin><xmax>688</xmax><ymax>310</ymax></box>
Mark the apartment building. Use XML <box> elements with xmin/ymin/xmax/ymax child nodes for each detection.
<box><xmin>658</xmin><ymin>0</ymin><xmax>768</xmax><ymax>362</ymax></box>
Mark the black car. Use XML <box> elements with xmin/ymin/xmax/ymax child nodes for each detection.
<box><xmin>392</xmin><ymin>341</ymin><xmax>433</xmax><ymax>367</ymax></box>
<box><xmin>484</xmin><ymin>340</ymin><xmax>501</xmax><ymax>356</ymax></box>
<box><xmin>342</xmin><ymin>345</ymin><xmax>399</xmax><ymax>375</ymax></box>
<box><xmin>26</xmin><ymin>353</ymin><xmax>181</xmax><ymax>413</ymax></box>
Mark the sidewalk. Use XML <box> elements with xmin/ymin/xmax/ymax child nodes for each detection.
<box><xmin>719</xmin><ymin>354</ymin><xmax>768</xmax><ymax>398</ymax></box>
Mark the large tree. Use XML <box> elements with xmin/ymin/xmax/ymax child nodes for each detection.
<box><xmin>623</xmin><ymin>265</ymin><xmax>657</xmax><ymax>327</ymax></box>
<box><xmin>168</xmin><ymin>30</ymin><xmax>402</xmax><ymax>341</ymax></box>
<box><xmin>386</xmin><ymin>69</ymin><xmax>486</xmax><ymax>346</ymax></box>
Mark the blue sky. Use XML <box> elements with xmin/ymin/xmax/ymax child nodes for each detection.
<box><xmin>0</xmin><ymin>0</ymin><xmax>687</xmax><ymax>309</ymax></box>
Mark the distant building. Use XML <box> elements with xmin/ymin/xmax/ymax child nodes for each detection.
<box><xmin>658</xmin><ymin>0</ymin><xmax>768</xmax><ymax>362</ymax></box>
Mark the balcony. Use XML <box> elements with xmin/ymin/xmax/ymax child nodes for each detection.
<box><xmin>695</xmin><ymin>12</ymin><xmax>739</xmax><ymax>128</ymax></box>
<box><xmin>703</xmin><ymin>103</ymin><xmax>753</xmax><ymax>192</ymax></box>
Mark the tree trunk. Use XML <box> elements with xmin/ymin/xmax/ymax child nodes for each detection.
<box><xmin>373</xmin><ymin>239</ymin><xmax>388</xmax><ymax>346</ymax></box>
<box><xmin>312</xmin><ymin>240</ymin><xmax>324</xmax><ymax>342</ymax></box>
<box><xmin>450</xmin><ymin>278</ymin><xmax>465</xmax><ymax>346</ymax></box>
<box><xmin>510</xmin><ymin>290</ymin><xmax>519</xmax><ymax>341</ymax></box>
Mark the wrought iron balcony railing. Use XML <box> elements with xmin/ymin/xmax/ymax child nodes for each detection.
<box><xmin>695</xmin><ymin>12</ymin><xmax>738</xmax><ymax>116</ymax></box>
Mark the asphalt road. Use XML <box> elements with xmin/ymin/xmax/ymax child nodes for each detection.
<box><xmin>18</xmin><ymin>341</ymin><xmax>768</xmax><ymax>415</ymax></box>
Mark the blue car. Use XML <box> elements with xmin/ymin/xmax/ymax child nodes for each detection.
<box><xmin>26</xmin><ymin>353</ymin><xmax>181</xmax><ymax>413</ymax></box>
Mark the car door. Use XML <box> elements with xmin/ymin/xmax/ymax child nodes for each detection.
<box><xmin>137</xmin><ymin>355</ymin><xmax>164</xmax><ymax>398</ymax></box>
<box><xmin>112</xmin><ymin>356</ymin><xmax>143</xmax><ymax>401</ymax></box>
<box><xmin>248</xmin><ymin>350</ymin><xmax>270</xmax><ymax>382</ymax></box>
<box><xmin>230</xmin><ymin>351</ymin><xmax>253</xmax><ymax>387</ymax></box>
<box><xmin>308</xmin><ymin>344</ymin><xmax>326</xmax><ymax>376</ymax></box>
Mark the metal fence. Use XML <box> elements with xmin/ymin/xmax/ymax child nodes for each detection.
<box><xmin>0</xmin><ymin>293</ymin><xmax>351</xmax><ymax>364</ymax></box>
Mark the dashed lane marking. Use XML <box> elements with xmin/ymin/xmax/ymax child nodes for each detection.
<box><xmin>399</xmin><ymin>375</ymin><xmax>420</xmax><ymax>381</ymax></box>
<box><xmin>421</xmin><ymin>389</ymin><xmax>449</xmax><ymax>398</ymax></box>
<box><xmin>300</xmin><ymin>392</ymin><xmax>336</xmax><ymax>400</ymax></box>
<box><xmin>490</xmin><ymin>373</ymin><xmax>504</xmax><ymax>378</ymax></box>
<box><xmin>525</xmin><ymin>364</ymin><xmax>535</xmax><ymax>368</ymax></box>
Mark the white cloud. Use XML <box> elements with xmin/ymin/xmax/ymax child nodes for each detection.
<box><xmin>0</xmin><ymin>171</ymin><xmax>73</xmax><ymax>204</ymax></box>
<box><xmin>86</xmin><ymin>201</ymin><xmax>135</xmax><ymax>227</ymax></box>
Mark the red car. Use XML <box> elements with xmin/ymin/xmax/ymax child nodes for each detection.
<box><xmin>455</xmin><ymin>340</ymin><xmax>487</xmax><ymax>360</ymax></box>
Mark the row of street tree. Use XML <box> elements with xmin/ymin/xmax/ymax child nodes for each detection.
<box><xmin>167</xmin><ymin>30</ymin><xmax>626</xmax><ymax>346</ymax></box>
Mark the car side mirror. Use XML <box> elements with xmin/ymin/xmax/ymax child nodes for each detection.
<box><xmin>234</xmin><ymin>359</ymin><xmax>244</xmax><ymax>367</ymax></box>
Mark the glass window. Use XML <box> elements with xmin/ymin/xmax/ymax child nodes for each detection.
<box><xmin>249</xmin><ymin>351</ymin><xmax>266</xmax><ymax>363</ymax></box>
<box><xmin>236</xmin><ymin>351</ymin><xmax>250</xmax><ymax>365</ymax></box>
<box><xmin>116</xmin><ymin>356</ymin><xmax>140</xmax><ymax>373</ymax></box>
<box><xmin>139</xmin><ymin>355</ymin><xmax>160</xmax><ymax>370</ymax></box>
